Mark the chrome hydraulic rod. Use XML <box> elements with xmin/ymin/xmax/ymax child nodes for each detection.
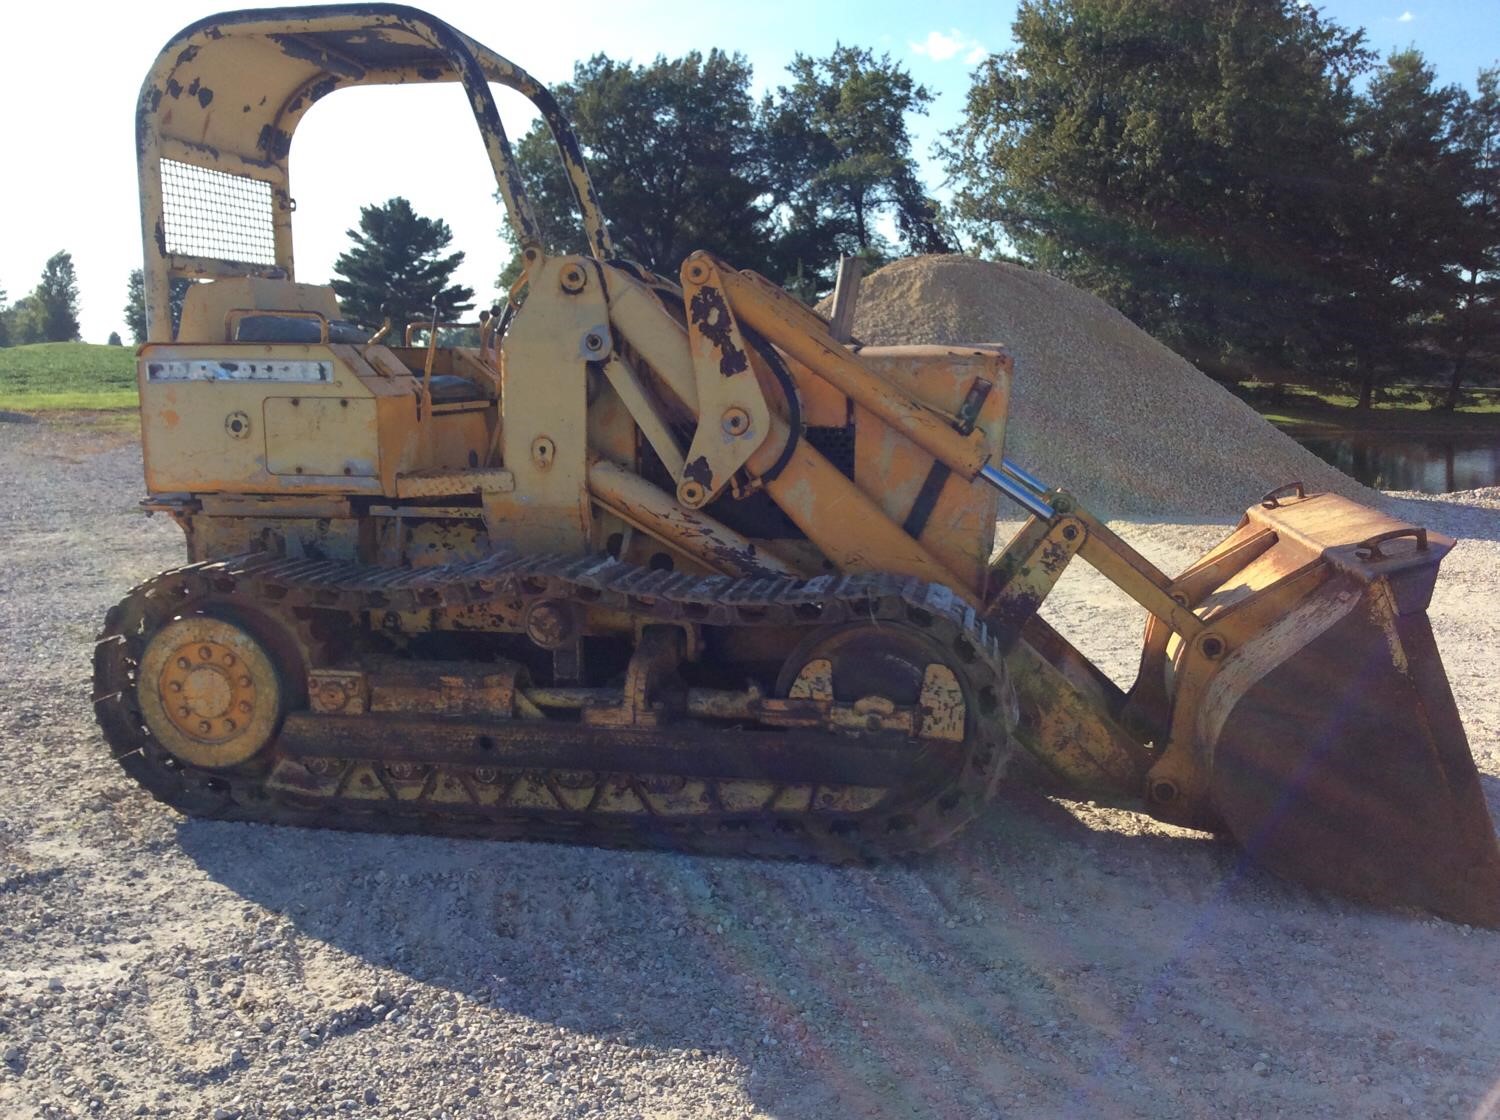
<box><xmin>1000</xmin><ymin>458</ymin><xmax>1050</xmax><ymax>497</ymax></box>
<box><xmin>979</xmin><ymin>463</ymin><xmax>1055</xmax><ymax>519</ymax></box>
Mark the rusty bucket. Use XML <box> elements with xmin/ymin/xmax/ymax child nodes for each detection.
<box><xmin>1145</xmin><ymin>490</ymin><xmax>1500</xmax><ymax>926</ymax></box>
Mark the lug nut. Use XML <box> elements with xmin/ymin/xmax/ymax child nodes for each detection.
<box><xmin>169</xmin><ymin>681</ymin><xmax>183</xmax><ymax>693</ymax></box>
<box><xmin>198</xmin><ymin>646</ymin><xmax>212</xmax><ymax>661</ymax></box>
<box><xmin>239</xmin><ymin>700</ymin><xmax>253</xmax><ymax>714</ymax></box>
<box><xmin>239</xmin><ymin>676</ymin><xmax>252</xmax><ymax>688</ymax></box>
<box><xmin>223</xmin><ymin>653</ymin><xmax>236</xmax><ymax>667</ymax></box>
<box><xmin>177</xmin><ymin>657</ymin><xmax>191</xmax><ymax>670</ymax></box>
<box><xmin>223</xmin><ymin>719</ymin><xmax>236</xmax><ymax>733</ymax></box>
<box><xmin>198</xmin><ymin>720</ymin><xmax>212</xmax><ymax>735</ymax></box>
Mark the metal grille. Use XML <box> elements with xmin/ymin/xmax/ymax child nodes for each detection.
<box><xmin>160</xmin><ymin>159</ymin><xmax>277</xmax><ymax>265</ymax></box>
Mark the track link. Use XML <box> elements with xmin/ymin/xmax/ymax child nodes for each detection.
<box><xmin>94</xmin><ymin>552</ymin><xmax>1017</xmax><ymax>859</ymax></box>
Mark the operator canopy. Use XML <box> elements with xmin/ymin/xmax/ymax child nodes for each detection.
<box><xmin>136</xmin><ymin>3</ymin><xmax>609</xmax><ymax>335</ymax></box>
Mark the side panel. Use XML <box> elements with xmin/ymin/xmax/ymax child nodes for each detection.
<box><xmin>264</xmin><ymin>398</ymin><xmax>379</xmax><ymax>477</ymax></box>
<box><xmin>140</xmin><ymin>343</ymin><xmax>416</xmax><ymax>496</ymax></box>
<box><xmin>854</xmin><ymin>347</ymin><xmax>1011</xmax><ymax>595</ymax></box>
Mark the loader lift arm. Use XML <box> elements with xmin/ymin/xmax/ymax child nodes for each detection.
<box><xmin>664</xmin><ymin>252</ymin><xmax>1500</xmax><ymax>926</ymax></box>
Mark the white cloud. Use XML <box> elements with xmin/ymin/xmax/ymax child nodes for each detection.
<box><xmin>1397</xmin><ymin>9</ymin><xmax>1415</xmax><ymax>20</ymax></box>
<box><xmin>911</xmin><ymin>29</ymin><xmax>987</xmax><ymax>64</ymax></box>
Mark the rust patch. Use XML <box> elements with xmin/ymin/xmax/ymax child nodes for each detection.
<box><xmin>688</xmin><ymin>286</ymin><xmax>748</xmax><ymax>376</ymax></box>
<box><xmin>988</xmin><ymin>589</ymin><xmax>1042</xmax><ymax>636</ymax></box>
<box><xmin>186</xmin><ymin>78</ymin><xmax>214</xmax><ymax>109</ymax></box>
<box><xmin>256</xmin><ymin>124</ymin><xmax>292</xmax><ymax>160</ymax></box>
<box><xmin>1040</xmin><ymin>539</ymin><xmax>1070</xmax><ymax>575</ymax></box>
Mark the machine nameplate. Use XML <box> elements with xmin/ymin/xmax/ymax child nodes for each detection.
<box><xmin>145</xmin><ymin>359</ymin><xmax>332</xmax><ymax>383</ymax></box>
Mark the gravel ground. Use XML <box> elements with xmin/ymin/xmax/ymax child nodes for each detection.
<box><xmin>2</xmin><ymin>416</ymin><xmax>1499</xmax><ymax>1120</ymax></box>
<box><xmin>820</xmin><ymin>255</ymin><xmax>1373</xmax><ymax>519</ymax></box>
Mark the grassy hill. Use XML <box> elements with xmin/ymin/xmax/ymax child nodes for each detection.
<box><xmin>0</xmin><ymin>342</ymin><xmax>138</xmax><ymax>411</ymax></box>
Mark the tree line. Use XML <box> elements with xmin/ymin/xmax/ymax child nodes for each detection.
<box><xmin>500</xmin><ymin>6</ymin><xmax>1497</xmax><ymax>407</ymax></box>
<box><xmin>499</xmin><ymin>45</ymin><xmax>949</xmax><ymax>298</ymax></box>
<box><xmin>947</xmin><ymin>1</ymin><xmax>1499</xmax><ymax>409</ymax></box>
<box><xmin>8</xmin><ymin>2</ymin><xmax>1496</xmax><ymax>411</ymax></box>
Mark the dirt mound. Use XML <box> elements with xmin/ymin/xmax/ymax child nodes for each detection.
<box><xmin>821</xmin><ymin>255</ymin><xmax>1368</xmax><ymax>519</ymax></box>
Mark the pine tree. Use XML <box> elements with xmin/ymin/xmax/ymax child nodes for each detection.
<box><xmin>331</xmin><ymin>198</ymin><xmax>473</xmax><ymax>333</ymax></box>
<box><xmin>34</xmin><ymin>251</ymin><xmax>80</xmax><ymax>342</ymax></box>
<box><xmin>1440</xmin><ymin>67</ymin><xmax>1500</xmax><ymax>408</ymax></box>
<box><xmin>1322</xmin><ymin>51</ymin><xmax>1471</xmax><ymax>408</ymax></box>
<box><xmin>942</xmin><ymin>0</ymin><xmax>1372</xmax><ymax>375</ymax></box>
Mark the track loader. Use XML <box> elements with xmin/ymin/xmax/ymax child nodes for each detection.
<box><xmin>99</xmin><ymin>3</ymin><xmax>1500</xmax><ymax>926</ymax></box>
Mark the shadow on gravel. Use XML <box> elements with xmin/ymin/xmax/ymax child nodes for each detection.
<box><xmin>174</xmin><ymin>787</ymin><xmax>1245</xmax><ymax>1118</ymax></box>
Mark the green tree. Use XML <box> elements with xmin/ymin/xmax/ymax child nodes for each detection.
<box><xmin>331</xmin><ymin>198</ymin><xmax>474</xmax><ymax>333</ymax></box>
<box><xmin>107</xmin><ymin>331</ymin><xmax>123</xmax><ymax>346</ymax></box>
<box><xmin>942</xmin><ymin>0</ymin><xmax>1372</xmax><ymax>375</ymax></box>
<box><xmin>1321</xmin><ymin>51</ymin><xmax>1472</xmax><ymax>408</ymax></box>
<box><xmin>765</xmin><ymin>46</ymin><xmax>952</xmax><ymax>267</ymax></box>
<box><xmin>33</xmin><ymin>251</ymin><xmax>81</xmax><ymax>342</ymax></box>
<box><xmin>505</xmin><ymin>51</ymin><xmax>778</xmax><ymax>282</ymax></box>
<box><xmin>6</xmin><ymin>296</ymin><xmax>43</xmax><ymax>346</ymax></box>
<box><xmin>125</xmin><ymin>269</ymin><xmax>193</xmax><ymax>343</ymax></box>
<box><xmin>1439</xmin><ymin>67</ymin><xmax>1500</xmax><ymax>408</ymax></box>
<box><xmin>0</xmin><ymin>286</ymin><xmax>9</xmax><ymax>348</ymax></box>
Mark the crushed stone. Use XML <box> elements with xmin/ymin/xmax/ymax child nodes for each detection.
<box><xmin>820</xmin><ymin>254</ymin><xmax>1372</xmax><ymax>519</ymax></box>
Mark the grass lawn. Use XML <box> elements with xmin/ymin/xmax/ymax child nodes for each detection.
<box><xmin>0</xmin><ymin>342</ymin><xmax>138</xmax><ymax>411</ymax></box>
<box><xmin>1235</xmin><ymin>382</ymin><xmax>1500</xmax><ymax>437</ymax></box>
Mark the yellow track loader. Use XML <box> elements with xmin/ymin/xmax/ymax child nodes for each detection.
<box><xmin>98</xmin><ymin>4</ymin><xmax>1500</xmax><ymax>926</ymax></box>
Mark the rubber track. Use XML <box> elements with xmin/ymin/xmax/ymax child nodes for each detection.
<box><xmin>93</xmin><ymin>551</ymin><xmax>1017</xmax><ymax>860</ymax></box>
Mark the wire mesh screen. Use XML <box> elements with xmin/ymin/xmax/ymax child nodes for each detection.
<box><xmin>160</xmin><ymin>159</ymin><xmax>277</xmax><ymax>265</ymax></box>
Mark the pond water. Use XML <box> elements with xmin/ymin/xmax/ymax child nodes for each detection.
<box><xmin>1296</xmin><ymin>434</ymin><xmax>1500</xmax><ymax>494</ymax></box>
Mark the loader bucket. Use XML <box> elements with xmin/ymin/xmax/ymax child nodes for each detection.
<box><xmin>1148</xmin><ymin>491</ymin><xmax>1500</xmax><ymax>926</ymax></box>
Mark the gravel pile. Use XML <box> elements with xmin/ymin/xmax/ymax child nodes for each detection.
<box><xmin>823</xmin><ymin>255</ymin><xmax>1371</xmax><ymax>518</ymax></box>
<box><xmin>2</xmin><ymin>417</ymin><xmax>1498</xmax><ymax>1119</ymax></box>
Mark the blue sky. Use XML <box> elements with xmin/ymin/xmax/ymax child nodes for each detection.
<box><xmin>2</xmin><ymin>1</ymin><xmax>1494</xmax><ymax>342</ymax></box>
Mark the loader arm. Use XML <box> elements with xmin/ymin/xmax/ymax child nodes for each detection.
<box><xmin>627</xmin><ymin>252</ymin><xmax>1500</xmax><ymax>927</ymax></box>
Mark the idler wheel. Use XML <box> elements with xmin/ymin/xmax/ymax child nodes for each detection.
<box><xmin>137</xmin><ymin>615</ymin><xmax>284</xmax><ymax>769</ymax></box>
